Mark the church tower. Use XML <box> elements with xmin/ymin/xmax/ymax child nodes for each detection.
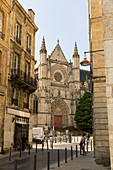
<box><xmin>72</xmin><ymin>42</ymin><xmax>80</xmax><ymax>90</ymax></box>
<box><xmin>39</xmin><ymin>37</ymin><xmax>48</xmax><ymax>87</ymax></box>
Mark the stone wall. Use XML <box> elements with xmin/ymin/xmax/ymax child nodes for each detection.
<box><xmin>89</xmin><ymin>0</ymin><xmax>110</xmax><ymax>165</ymax></box>
<box><xmin>102</xmin><ymin>0</ymin><xmax>113</xmax><ymax>168</ymax></box>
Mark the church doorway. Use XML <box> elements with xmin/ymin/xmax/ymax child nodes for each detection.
<box><xmin>54</xmin><ymin>115</ymin><xmax>62</xmax><ymax>128</ymax></box>
<box><xmin>51</xmin><ymin>98</ymin><xmax>68</xmax><ymax>128</ymax></box>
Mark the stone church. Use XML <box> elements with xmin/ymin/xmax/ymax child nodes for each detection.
<box><xmin>34</xmin><ymin>37</ymin><xmax>90</xmax><ymax>128</ymax></box>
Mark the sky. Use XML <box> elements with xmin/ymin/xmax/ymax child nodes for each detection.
<box><xmin>18</xmin><ymin>0</ymin><xmax>90</xmax><ymax>70</ymax></box>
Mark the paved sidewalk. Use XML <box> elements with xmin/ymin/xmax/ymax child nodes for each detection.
<box><xmin>54</xmin><ymin>152</ymin><xmax>110</xmax><ymax>170</ymax></box>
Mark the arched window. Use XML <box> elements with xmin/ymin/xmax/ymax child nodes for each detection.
<box><xmin>0</xmin><ymin>11</ymin><xmax>3</xmax><ymax>33</ymax></box>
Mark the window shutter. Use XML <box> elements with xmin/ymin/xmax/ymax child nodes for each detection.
<box><xmin>0</xmin><ymin>12</ymin><xmax>3</xmax><ymax>32</ymax></box>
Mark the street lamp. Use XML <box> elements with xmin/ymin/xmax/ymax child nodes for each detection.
<box><xmin>80</xmin><ymin>49</ymin><xmax>104</xmax><ymax>132</ymax></box>
<box><xmin>80</xmin><ymin>49</ymin><xmax>104</xmax><ymax>66</ymax></box>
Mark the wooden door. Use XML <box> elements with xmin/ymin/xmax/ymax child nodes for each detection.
<box><xmin>54</xmin><ymin>116</ymin><xmax>62</xmax><ymax>128</ymax></box>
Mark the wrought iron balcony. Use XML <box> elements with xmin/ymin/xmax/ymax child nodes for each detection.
<box><xmin>12</xmin><ymin>99</ymin><xmax>18</xmax><ymax>106</ymax></box>
<box><xmin>26</xmin><ymin>46</ymin><xmax>31</xmax><ymax>54</ymax></box>
<box><xmin>0</xmin><ymin>32</ymin><xmax>5</xmax><ymax>40</ymax></box>
<box><xmin>11</xmin><ymin>69</ymin><xmax>37</xmax><ymax>92</ymax></box>
<box><xmin>16</xmin><ymin>36</ymin><xmax>21</xmax><ymax>45</ymax></box>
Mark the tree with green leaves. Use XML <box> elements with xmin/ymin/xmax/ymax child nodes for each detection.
<box><xmin>74</xmin><ymin>92</ymin><xmax>92</xmax><ymax>132</ymax></box>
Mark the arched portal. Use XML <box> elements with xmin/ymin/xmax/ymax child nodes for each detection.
<box><xmin>51</xmin><ymin>98</ymin><xmax>68</xmax><ymax>128</ymax></box>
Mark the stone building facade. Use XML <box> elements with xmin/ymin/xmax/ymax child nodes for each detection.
<box><xmin>0</xmin><ymin>0</ymin><xmax>11</xmax><ymax>152</ymax></box>
<box><xmin>1</xmin><ymin>0</ymin><xmax>38</xmax><ymax>150</ymax></box>
<box><xmin>88</xmin><ymin>0</ymin><xmax>110</xmax><ymax>165</ymax></box>
<box><xmin>102</xmin><ymin>0</ymin><xmax>113</xmax><ymax>169</ymax></box>
<box><xmin>34</xmin><ymin>38</ymin><xmax>90</xmax><ymax>128</ymax></box>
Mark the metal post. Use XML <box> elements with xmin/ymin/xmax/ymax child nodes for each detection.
<box><xmin>47</xmin><ymin>140</ymin><xmax>49</xmax><ymax>150</ymax></box>
<box><xmin>58</xmin><ymin>149</ymin><xmax>60</xmax><ymax>167</ymax></box>
<box><xmin>76</xmin><ymin>145</ymin><xmax>78</xmax><ymax>157</ymax></box>
<box><xmin>28</xmin><ymin>144</ymin><xmax>30</xmax><ymax>155</ymax></box>
<box><xmin>91</xmin><ymin>140</ymin><xmax>92</xmax><ymax>151</ymax></box>
<box><xmin>65</xmin><ymin>148</ymin><xmax>67</xmax><ymax>163</ymax></box>
<box><xmin>87</xmin><ymin>141</ymin><xmax>88</xmax><ymax>152</ymax></box>
<box><xmin>52</xmin><ymin>138</ymin><xmax>53</xmax><ymax>149</ymax></box>
<box><xmin>20</xmin><ymin>147</ymin><xmax>21</xmax><ymax>158</ymax></box>
<box><xmin>36</xmin><ymin>142</ymin><xmax>37</xmax><ymax>153</ymax></box>
<box><xmin>80</xmin><ymin>146</ymin><xmax>82</xmax><ymax>155</ymax></box>
<box><xmin>47</xmin><ymin>152</ymin><xmax>50</xmax><ymax>170</ymax></box>
<box><xmin>71</xmin><ymin>146</ymin><xmax>73</xmax><ymax>160</ymax></box>
<box><xmin>9</xmin><ymin>147</ymin><xmax>11</xmax><ymax>161</ymax></box>
<box><xmin>42</xmin><ymin>142</ymin><xmax>43</xmax><ymax>152</ymax></box>
<box><xmin>34</xmin><ymin>155</ymin><xmax>37</xmax><ymax>170</ymax></box>
<box><xmin>14</xmin><ymin>159</ymin><xmax>17</xmax><ymax>170</ymax></box>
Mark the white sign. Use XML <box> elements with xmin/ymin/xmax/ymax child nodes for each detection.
<box><xmin>45</xmin><ymin>126</ymin><xmax>48</xmax><ymax>130</ymax></box>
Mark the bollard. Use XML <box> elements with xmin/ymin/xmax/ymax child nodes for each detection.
<box><xmin>80</xmin><ymin>146</ymin><xmax>82</xmax><ymax>155</ymax></box>
<box><xmin>42</xmin><ymin>142</ymin><xmax>43</xmax><ymax>152</ymax></box>
<box><xmin>34</xmin><ymin>155</ymin><xmax>37</xmax><ymax>170</ymax></box>
<box><xmin>91</xmin><ymin>140</ymin><xmax>92</xmax><ymax>151</ymax></box>
<box><xmin>9</xmin><ymin>147</ymin><xmax>11</xmax><ymax>161</ymax></box>
<box><xmin>52</xmin><ymin>139</ymin><xmax>53</xmax><ymax>149</ymax></box>
<box><xmin>58</xmin><ymin>149</ymin><xmax>60</xmax><ymax>167</ymax></box>
<box><xmin>47</xmin><ymin>140</ymin><xmax>49</xmax><ymax>150</ymax></box>
<box><xmin>71</xmin><ymin>146</ymin><xmax>73</xmax><ymax>160</ymax></box>
<box><xmin>14</xmin><ymin>159</ymin><xmax>17</xmax><ymax>170</ymax></box>
<box><xmin>47</xmin><ymin>152</ymin><xmax>50</xmax><ymax>170</ymax></box>
<box><xmin>28</xmin><ymin>144</ymin><xmax>30</xmax><ymax>155</ymax></box>
<box><xmin>36</xmin><ymin>142</ymin><xmax>37</xmax><ymax>153</ymax></box>
<box><xmin>20</xmin><ymin>147</ymin><xmax>21</xmax><ymax>158</ymax></box>
<box><xmin>87</xmin><ymin>141</ymin><xmax>88</xmax><ymax>152</ymax></box>
<box><xmin>65</xmin><ymin>148</ymin><xmax>67</xmax><ymax>163</ymax></box>
<box><xmin>76</xmin><ymin>145</ymin><xmax>78</xmax><ymax>157</ymax></box>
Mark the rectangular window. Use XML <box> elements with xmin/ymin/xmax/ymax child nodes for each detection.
<box><xmin>24</xmin><ymin>93</ymin><xmax>29</xmax><ymax>109</ymax></box>
<box><xmin>25</xmin><ymin>61</ymin><xmax>30</xmax><ymax>76</ymax></box>
<box><xmin>0</xmin><ymin>12</ymin><xmax>3</xmax><ymax>32</ymax></box>
<box><xmin>12</xmin><ymin>87</ymin><xmax>18</xmax><ymax>106</ymax></box>
<box><xmin>26</xmin><ymin>34</ymin><xmax>31</xmax><ymax>54</ymax></box>
<box><xmin>0</xmin><ymin>51</ymin><xmax>2</xmax><ymax>84</ymax></box>
<box><xmin>0</xmin><ymin>11</ymin><xmax>4</xmax><ymax>39</ymax></box>
<box><xmin>16</xmin><ymin>23</ymin><xmax>21</xmax><ymax>44</ymax></box>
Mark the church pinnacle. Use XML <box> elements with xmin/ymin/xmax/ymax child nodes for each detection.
<box><xmin>74</xmin><ymin>42</ymin><xmax>78</xmax><ymax>54</ymax></box>
<box><xmin>40</xmin><ymin>36</ymin><xmax>47</xmax><ymax>53</ymax></box>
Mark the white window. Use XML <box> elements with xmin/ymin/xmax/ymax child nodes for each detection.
<box><xmin>25</xmin><ymin>61</ymin><xmax>30</xmax><ymax>75</ymax></box>
<box><xmin>16</xmin><ymin>23</ymin><xmax>21</xmax><ymax>39</ymax></box>
<box><xmin>0</xmin><ymin>11</ymin><xmax>3</xmax><ymax>33</ymax></box>
<box><xmin>26</xmin><ymin>34</ymin><xmax>31</xmax><ymax>50</ymax></box>
<box><xmin>12</xmin><ymin>88</ymin><xmax>17</xmax><ymax>99</ymax></box>
<box><xmin>13</xmin><ymin>54</ymin><xmax>18</xmax><ymax>70</ymax></box>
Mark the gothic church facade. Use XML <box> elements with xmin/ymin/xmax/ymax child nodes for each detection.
<box><xmin>34</xmin><ymin>38</ymin><xmax>89</xmax><ymax>128</ymax></box>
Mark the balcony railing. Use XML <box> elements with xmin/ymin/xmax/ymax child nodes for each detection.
<box><xmin>0</xmin><ymin>32</ymin><xmax>5</xmax><ymax>40</ymax></box>
<box><xmin>12</xmin><ymin>99</ymin><xmax>18</xmax><ymax>106</ymax></box>
<box><xmin>16</xmin><ymin>36</ymin><xmax>21</xmax><ymax>45</ymax></box>
<box><xmin>26</xmin><ymin>47</ymin><xmax>31</xmax><ymax>54</ymax></box>
<box><xmin>11</xmin><ymin>69</ymin><xmax>37</xmax><ymax>90</ymax></box>
<box><xmin>24</xmin><ymin>102</ymin><xmax>29</xmax><ymax>109</ymax></box>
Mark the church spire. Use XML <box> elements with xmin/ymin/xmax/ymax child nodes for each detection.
<box><xmin>40</xmin><ymin>36</ymin><xmax>47</xmax><ymax>53</ymax></box>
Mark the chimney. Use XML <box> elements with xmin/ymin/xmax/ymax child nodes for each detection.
<box><xmin>28</xmin><ymin>9</ymin><xmax>35</xmax><ymax>22</ymax></box>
